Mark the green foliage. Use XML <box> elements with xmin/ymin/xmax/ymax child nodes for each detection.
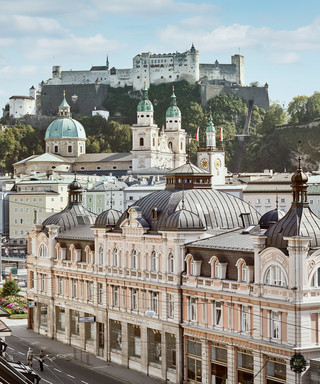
<box><xmin>1</xmin><ymin>280</ymin><xmax>20</xmax><ymax>297</ymax></box>
<box><xmin>288</xmin><ymin>96</ymin><xmax>308</xmax><ymax>124</ymax></box>
<box><xmin>306</xmin><ymin>92</ymin><xmax>320</xmax><ymax>122</ymax></box>
<box><xmin>104</xmin><ymin>86</ymin><xmax>138</xmax><ymax>124</ymax></box>
<box><xmin>256</xmin><ymin>102</ymin><xmax>287</xmax><ymax>134</ymax></box>
<box><xmin>0</xmin><ymin>123</ymin><xmax>43</xmax><ymax>173</ymax></box>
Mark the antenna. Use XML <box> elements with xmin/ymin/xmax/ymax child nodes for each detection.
<box><xmin>110</xmin><ymin>187</ymin><xmax>113</xmax><ymax>209</ymax></box>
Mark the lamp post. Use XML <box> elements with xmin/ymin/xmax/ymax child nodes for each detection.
<box><xmin>0</xmin><ymin>235</ymin><xmax>7</xmax><ymax>282</ymax></box>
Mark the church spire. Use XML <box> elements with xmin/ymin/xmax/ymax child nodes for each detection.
<box><xmin>58</xmin><ymin>90</ymin><xmax>71</xmax><ymax>118</ymax></box>
<box><xmin>206</xmin><ymin>108</ymin><xmax>216</xmax><ymax>148</ymax></box>
<box><xmin>106</xmin><ymin>55</ymin><xmax>109</xmax><ymax>70</ymax></box>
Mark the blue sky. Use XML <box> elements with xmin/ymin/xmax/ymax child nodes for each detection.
<box><xmin>1</xmin><ymin>0</ymin><xmax>320</xmax><ymax>112</ymax></box>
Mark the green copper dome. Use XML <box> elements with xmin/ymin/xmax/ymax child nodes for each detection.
<box><xmin>206</xmin><ymin>110</ymin><xmax>215</xmax><ymax>133</ymax></box>
<box><xmin>45</xmin><ymin>118</ymin><xmax>86</xmax><ymax>139</ymax></box>
<box><xmin>166</xmin><ymin>88</ymin><xmax>181</xmax><ymax>118</ymax></box>
<box><xmin>137</xmin><ymin>84</ymin><xmax>153</xmax><ymax>112</ymax></box>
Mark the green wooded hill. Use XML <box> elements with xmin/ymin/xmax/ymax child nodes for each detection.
<box><xmin>1</xmin><ymin>83</ymin><xmax>320</xmax><ymax>175</ymax></box>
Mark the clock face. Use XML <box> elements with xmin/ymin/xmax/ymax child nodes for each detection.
<box><xmin>201</xmin><ymin>158</ymin><xmax>208</xmax><ymax>169</ymax></box>
<box><xmin>215</xmin><ymin>159</ymin><xmax>221</xmax><ymax>168</ymax></box>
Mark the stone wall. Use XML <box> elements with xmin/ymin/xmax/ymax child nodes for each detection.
<box><xmin>200</xmin><ymin>83</ymin><xmax>270</xmax><ymax>110</ymax></box>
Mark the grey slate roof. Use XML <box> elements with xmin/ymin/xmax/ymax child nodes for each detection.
<box><xmin>188</xmin><ymin>228</ymin><xmax>255</xmax><ymax>252</ymax></box>
<box><xmin>116</xmin><ymin>188</ymin><xmax>260</xmax><ymax>232</ymax></box>
<box><xmin>76</xmin><ymin>153</ymin><xmax>132</xmax><ymax>163</ymax></box>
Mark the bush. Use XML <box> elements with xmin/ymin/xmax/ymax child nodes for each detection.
<box><xmin>1</xmin><ymin>280</ymin><xmax>20</xmax><ymax>297</ymax></box>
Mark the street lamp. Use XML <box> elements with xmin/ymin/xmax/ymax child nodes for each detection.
<box><xmin>0</xmin><ymin>235</ymin><xmax>8</xmax><ymax>282</ymax></box>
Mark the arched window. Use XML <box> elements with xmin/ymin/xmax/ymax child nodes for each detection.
<box><xmin>153</xmin><ymin>137</ymin><xmax>155</xmax><ymax>147</ymax></box>
<box><xmin>209</xmin><ymin>256</ymin><xmax>220</xmax><ymax>279</ymax></box>
<box><xmin>39</xmin><ymin>244</ymin><xmax>48</xmax><ymax>258</ymax></box>
<box><xmin>113</xmin><ymin>247</ymin><xmax>119</xmax><ymax>267</ymax></box>
<box><xmin>98</xmin><ymin>247</ymin><xmax>104</xmax><ymax>265</ymax></box>
<box><xmin>236</xmin><ymin>259</ymin><xmax>247</xmax><ymax>282</ymax></box>
<box><xmin>131</xmin><ymin>249</ymin><xmax>138</xmax><ymax>269</ymax></box>
<box><xmin>264</xmin><ymin>265</ymin><xmax>287</xmax><ymax>287</ymax></box>
<box><xmin>168</xmin><ymin>142</ymin><xmax>173</xmax><ymax>149</ymax></box>
<box><xmin>311</xmin><ymin>267</ymin><xmax>320</xmax><ymax>287</ymax></box>
<box><xmin>151</xmin><ymin>251</ymin><xmax>157</xmax><ymax>272</ymax></box>
<box><xmin>140</xmin><ymin>137</ymin><xmax>144</xmax><ymax>146</ymax></box>
<box><xmin>168</xmin><ymin>253</ymin><xmax>174</xmax><ymax>274</ymax></box>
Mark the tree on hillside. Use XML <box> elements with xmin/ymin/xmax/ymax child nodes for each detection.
<box><xmin>288</xmin><ymin>96</ymin><xmax>308</xmax><ymax>124</ymax></box>
<box><xmin>2</xmin><ymin>279</ymin><xmax>20</xmax><ymax>297</ymax></box>
<box><xmin>256</xmin><ymin>102</ymin><xmax>287</xmax><ymax>134</ymax></box>
<box><xmin>306</xmin><ymin>92</ymin><xmax>320</xmax><ymax>122</ymax></box>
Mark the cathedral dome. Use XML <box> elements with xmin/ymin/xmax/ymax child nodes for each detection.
<box><xmin>45</xmin><ymin>118</ymin><xmax>86</xmax><ymax>140</ymax></box>
<box><xmin>166</xmin><ymin>89</ymin><xmax>181</xmax><ymax>118</ymax></box>
<box><xmin>94</xmin><ymin>208</ymin><xmax>122</xmax><ymax>228</ymax></box>
<box><xmin>45</xmin><ymin>92</ymin><xmax>86</xmax><ymax>140</ymax></box>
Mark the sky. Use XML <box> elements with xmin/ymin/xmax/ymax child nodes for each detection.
<box><xmin>1</xmin><ymin>0</ymin><xmax>320</xmax><ymax>112</ymax></box>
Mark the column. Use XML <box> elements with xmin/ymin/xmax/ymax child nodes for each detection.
<box><xmin>253</xmin><ymin>350</ymin><xmax>264</xmax><ymax>384</ymax></box>
<box><xmin>227</xmin><ymin>344</ymin><xmax>236</xmax><ymax>384</ymax></box>
<box><xmin>141</xmin><ymin>326</ymin><xmax>148</xmax><ymax>374</ymax></box>
<box><xmin>121</xmin><ymin>322</ymin><xmax>129</xmax><ymax>367</ymax></box>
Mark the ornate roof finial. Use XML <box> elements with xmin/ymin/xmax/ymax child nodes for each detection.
<box><xmin>181</xmin><ymin>186</ymin><xmax>185</xmax><ymax>210</ymax></box>
<box><xmin>275</xmin><ymin>188</ymin><xmax>278</xmax><ymax>209</ymax></box>
<box><xmin>110</xmin><ymin>187</ymin><xmax>113</xmax><ymax>209</ymax></box>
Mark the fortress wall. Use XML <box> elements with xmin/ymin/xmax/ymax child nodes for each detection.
<box><xmin>41</xmin><ymin>84</ymin><xmax>109</xmax><ymax>117</ymax></box>
<box><xmin>199</xmin><ymin>64</ymin><xmax>238</xmax><ymax>83</ymax></box>
<box><xmin>200</xmin><ymin>84</ymin><xmax>269</xmax><ymax>110</ymax></box>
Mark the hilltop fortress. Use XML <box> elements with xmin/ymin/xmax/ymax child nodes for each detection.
<box><xmin>9</xmin><ymin>44</ymin><xmax>269</xmax><ymax>121</ymax></box>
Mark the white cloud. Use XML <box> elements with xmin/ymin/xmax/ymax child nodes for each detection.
<box><xmin>0</xmin><ymin>65</ymin><xmax>38</xmax><ymax>79</ymax></box>
<box><xmin>93</xmin><ymin>0</ymin><xmax>218</xmax><ymax>16</ymax></box>
<box><xmin>24</xmin><ymin>34</ymin><xmax>124</xmax><ymax>62</ymax></box>
<box><xmin>158</xmin><ymin>17</ymin><xmax>320</xmax><ymax>63</ymax></box>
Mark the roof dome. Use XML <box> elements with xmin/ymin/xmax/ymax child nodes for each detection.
<box><xmin>266</xmin><ymin>160</ymin><xmax>320</xmax><ymax>249</ymax></box>
<box><xmin>42</xmin><ymin>177</ymin><xmax>97</xmax><ymax>234</ymax></box>
<box><xmin>45</xmin><ymin>118</ymin><xmax>86</xmax><ymax>140</ymax></box>
<box><xmin>116</xmin><ymin>188</ymin><xmax>260</xmax><ymax>233</ymax></box>
<box><xmin>137</xmin><ymin>84</ymin><xmax>153</xmax><ymax>112</ymax></box>
<box><xmin>259</xmin><ymin>208</ymin><xmax>286</xmax><ymax>229</ymax></box>
<box><xmin>166</xmin><ymin>88</ymin><xmax>181</xmax><ymax>118</ymax></box>
<box><xmin>163</xmin><ymin>209</ymin><xmax>205</xmax><ymax>231</ymax></box>
<box><xmin>94</xmin><ymin>208</ymin><xmax>122</xmax><ymax>228</ymax></box>
<box><xmin>45</xmin><ymin>92</ymin><xmax>86</xmax><ymax>140</ymax></box>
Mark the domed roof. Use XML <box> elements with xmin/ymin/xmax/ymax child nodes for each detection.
<box><xmin>259</xmin><ymin>208</ymin><xmax>286</xmax><ymax>229</ymax></box>
<box><xmin>166</xmin><ymin>88</ymin><xmax>181</xmax><ymax>118</ymax></box>
<box><xmin>42</xmin><ymin>177</ymin><xmax>97</xmax><ymax>234</ymax></box>
<box><xmin>163</xmin><ymin>209</ymin><xmax>205</xmax><ymax>231</ymax></box>
<box><xmin>94</xmin><ymin>208</ymin><xmax>122</xmax><ymax>228</ymax></box>
<box><xmin>45</xmin><ymin>118</ymin><xmax>86</xmax><ymax>140</ymax></box>
<box><xmin>137</xmin><ymin>84</ymin><xmax>153</xmax><ymax>112</ymax></box>
<box><xmin>265</xmin><ymin>160</ymin><xmax>320</xmax><ymax>249</ymax></box>
<box><xmin>115</xmin><ymin>188</ymin><xmax>260</xmax><ymax>233</ymax></box>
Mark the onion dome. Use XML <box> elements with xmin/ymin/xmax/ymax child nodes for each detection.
<box><xmin>266</xmin><ymin>159</ymin><xmax>320</xmax><ymax>249</ymax></box>
<box><xmin>42</xmin><ymin>177</ymin><xmax>97</xmax><ymax>233</ymax></box>
<box><xmin>166</xmin><ymin>87</ymin><xmax>181</xmax><ymax>118</ymax></box>
<box><xmin>94</xmin><ymin>209</ymin><xmax>122</xmax><ymax>228</ymax></box>
<box><xmin>259</xmin><ymin>208</ymin><xmax>286</xmax><ymax>229</ymax></box>
<box><xmin>163</xmin><ymin>209</ymin><xmax>205</xmax><ymax>231</ymax></box>
<box><xmin>137</xmin><ymin>83</ymin><xmax>153</xmax><ymax>112</ymax></box>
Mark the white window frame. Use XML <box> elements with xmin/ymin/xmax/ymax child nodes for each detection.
<box><xmin>214</xmin><ymin>302</ymin><xmax>222</xmax><ymax>326</ymax></box>
<box><xmin>264</xmin><ymin>265</ymin><xmax>287</xmax><ymax>287</ymax></box>
<box><xmin>271</xmin><ymin>311</ymin><xmax>281</xmax><ymax>340</ymax></box>
<box><xmin>190</xmin><ymin>297</ymin><xmax>197</xmax><ymax>322</ymax></box>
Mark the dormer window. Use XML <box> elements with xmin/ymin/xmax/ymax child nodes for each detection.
<box><xmin>264</xmin><ymin>265</ymin><xmax>287</xmax><ymax>287</ymax></box>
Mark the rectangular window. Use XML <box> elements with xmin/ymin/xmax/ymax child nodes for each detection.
<box><xmin>241</xmin><ymin>305</ymin><xmax>250</xmax><ymax>333</ymax></box>
<box><xmin>110</xmin><ymin>320</ymin><xmax>122</xmax><ymax>353</ymax></box>
<box><xmin>72</xmin><ymin>279</ymin><xmax>77</xmax><ymax>299</ymax></box>
<box><xmin>131</xmin><ymin>289</ymin><xmax>138</xmax><ymax>310</ymax></box>
<box><xmin>215</xmin><ymin>302</ymin><xmax>222</xmax><ymax>326</ymax></box>
<box><xmin>271</xmin><ymin>311</ymin><xmax>281</xmax><ymax>340</ymax></box>
<box><xmin>56</xmin><ymin>307</ymin><xmax>65</xmax><ymax>332</ymax></box>
<box><xmin>190</xmin><ymin>297</ymin><xmax>197</xmax><ymax>322</ymax></box>
<box><xmin>151</xmin><ymin>292</ymin><xmax>158</xmax><ymax>314</ymax></box>
<box><xmin>113</xmin><ymin>286</ymin><xmax>119</xmax><ymax>307</ymax></box>
<box><xmin>71</xmin><ymin>310</ymin><xmax>80</xmax><ymax>336</ymax></box>
<box><xmin>128</xmin><ymin>324</ymin><xmax>141</xmax><ymax>359</ymax></box>
<box><xmin>168</xmin><ymin>294</ymin><xmax>174</xmax><ymax>319</ymax></box>
<box><xmin>148</xmin><ymin>329</ymin><xmax>161</xmax><ymax>365</ymax></box>
<box><xmin>87</xmin><ymin>281</ymin><xmax>93</xmax><ymax>302</ymax></box>
<box><xmin>98</xmin><ymin>283</ymin><xmax>103</xmax><ymax>304</ymax></box>
<box><xmin>58</xmin><ymin>277</ymin><xmax>63</xmax><ymax>295</ymax></box>
<box><xmin>266</xmin><ymin>359</ymin><xmax>286</xmax><ymax>382</ymax></box>
<box><xmin>166</xmin><ymin>333</ymin><xmax>176</xmax><ymax>370</ymax></box>
<box><xmin>40</xmin><ymin>305</ymin><xmax>48</xmax><ymax>328</ymax></box>
<box><xmin>41</xmin><ymin>274</ymin><xmax>45</xmax><ymax>292</ymax></box>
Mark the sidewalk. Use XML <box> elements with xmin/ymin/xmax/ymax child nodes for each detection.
<box><xmin>3</xmin><ymin>318</ymin><xmax>164</xmax><ymax>384</ymax></box>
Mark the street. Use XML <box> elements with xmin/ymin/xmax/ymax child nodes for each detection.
<box><xmin>5</xmin><ymin>334</ymin><xmax>126</xmax><ymax>384</ymax></box>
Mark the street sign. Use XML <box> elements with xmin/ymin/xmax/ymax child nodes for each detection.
<box><xmin>78</xmin><ymin>316</ymin><xmax>95</xmax><ymax>323</ymax></box>
<box><xmin>290</xmin><ymin>353</ymin><xmax>306</xmax><ymax>373</ymax></box>
<box><xmin>28</xmin><ymin>301</ymin><xmax>36</xmax><ymax>308</ymax></box>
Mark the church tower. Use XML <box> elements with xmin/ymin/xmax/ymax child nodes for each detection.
<box><xmin>164</xmin><ymin>87</ymin><xmax>186</xmax><ymax>168</ymax></box>
<box><xmin>197</xmin><ymin>110</ymin><xmax>226</xmax><ymax>185</ymax></box>
<box><xmin>131</xmin><ymin>84</ymin><xmax>160</xmax><ymax>171</ymax></box>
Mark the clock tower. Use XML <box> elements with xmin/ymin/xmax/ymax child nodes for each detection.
<box><xmin>197</xmin><ymin>110</ymin><xmax>226</xmax><ymax>185</ymax></box>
